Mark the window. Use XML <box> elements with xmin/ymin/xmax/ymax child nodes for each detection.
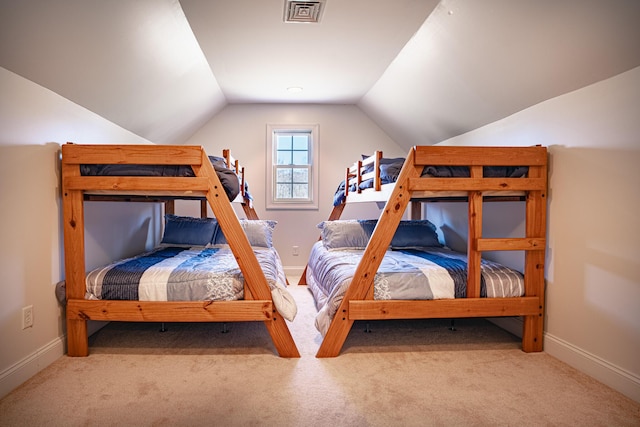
<box><xmin>266</xmin><ymin>124</ymin><xmax>319</xmax><ymax>210</ymax></box>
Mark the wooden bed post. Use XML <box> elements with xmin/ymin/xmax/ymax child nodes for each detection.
<box><xmin>316</xmin><ymin>148</ymin><xmax>422</xmax><ymax>357</ymax></box>
<box><xmin>241</xmin><ymin>202</ymin><xmax>259</xmax><ymax>220</ymax></box>
<box><xmin>61</xmin><ymin>145</ymin><xmax>89</xmax><ymax>356</ymax></box>
<box><xmin>522</xmin><ymin>158</ymin><xmax>547</xmax><ymax>352</ymax></box>
<box><xmin>467</xmin><ymin>166</ymin><xmax>483</xmax><ymax>298</ymax></box>
<box><xmin>409</xmin><ymin>201</ymin><xmax>422</xmax><ymax>220</ymax></box>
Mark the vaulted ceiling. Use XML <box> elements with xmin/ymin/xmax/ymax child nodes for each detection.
<box><xmin>1</xmin><ymin>0</ymin><xmax>640</xmax><ymax>149</ymax></box>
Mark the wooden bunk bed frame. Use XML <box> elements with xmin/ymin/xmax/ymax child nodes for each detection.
<box><xmin>301</xmin><ymin>145</ymin><xmax>547</xmax><ymax>358</ymax></box>
<box><xmin>61</xmin><ymin>143</ymin><xmax>299</xmax><ymax>358</ymax></box>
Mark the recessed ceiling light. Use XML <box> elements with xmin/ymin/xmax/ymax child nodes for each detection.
<box><xmin>287</xmin><ymin>86</ymin><xmax>304</xmax><ymax>93</ymax></box>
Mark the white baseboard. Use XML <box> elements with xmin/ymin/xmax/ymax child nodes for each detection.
<box><xmin>284</xmin><ymin>266</ymin><xmax>305</xmax><ymax>285</ymax></box>
<box><xmin>544</xmin><ymin>333</ymin><xmax>640</xmax><ymax>403</ymax></box>
<box><xmin>489</xmin><ymin>317</ymin><xmax>640</xmax><ymax>403</ymax></box>
<box><xmin>0</xmin><ymin>336</ymin><xmax>65</xmax><ymax>399</ymax></box>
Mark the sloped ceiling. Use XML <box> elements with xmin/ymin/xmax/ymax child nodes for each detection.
<box><xmin>1</xmin><ymin>0</ymin><xmax>640</xmax><ymax>148</ymax></box>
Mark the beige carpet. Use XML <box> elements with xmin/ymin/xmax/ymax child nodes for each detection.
<box><xmin>1</xmin><ymin>283</ymin><xmax>638</xmax><ymax>426</ymax></box>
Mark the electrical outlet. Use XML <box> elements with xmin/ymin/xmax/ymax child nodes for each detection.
<box><xmin>292</xmin><ymin>245</ymin><xmax>299</xmax><ymax>256</ymax></box>
<box><xmin>22</xmin><ymin>305</ymin><xmax>33</xmax><ymax>329</ymax></box>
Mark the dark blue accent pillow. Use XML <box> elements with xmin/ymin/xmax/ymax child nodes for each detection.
<box><xmin>161</xmin><ymin>214</ymin><xmax>218</xmax><ymax>246</ymax></box>
<box><xmin>390</xmin><ymin>220</ymin><xmax>442</xmax><ymax>248</ymax></box>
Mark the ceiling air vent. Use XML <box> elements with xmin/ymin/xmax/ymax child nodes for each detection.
<box><xmin>284</xmin><ymin>0</ymin><xmax>326</xmax><ymax>23</ymax></box>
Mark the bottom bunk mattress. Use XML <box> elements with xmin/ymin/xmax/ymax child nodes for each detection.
<box><xmin>306</xmin><ymin>241</ymin><xmax>524</xmax><ymax>336</ymax></box>
<box><xmin>84</xmin><ymin>245</ymin><xmax>297</xmax><ymax>321</ymax></box>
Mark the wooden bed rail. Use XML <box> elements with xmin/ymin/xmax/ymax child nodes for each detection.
<box><xmin>61</xmin><ymin>143</ymin><xmax>299</xmax><ymax>358</ymax></box>
<box><xmin>345</xmin><ymin>151</ymin><xmax>383</xmax><ymax>198</ymax></box>
<box><xmin>222</xmin><ymin>148</ymin><xmax>257</xmax><ymax>219</ymax></box>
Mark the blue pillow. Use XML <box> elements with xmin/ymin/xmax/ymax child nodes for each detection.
<box><xmin>390</xmin><ymin>220</ymin><xmax>442</xmax><ymax>248</ymax></box>
<box><xmin>161</xmin><ymin>214</ymin><xmax>218</xmax><ymax>246</ymax></box>
<box><xmin>213</xmin><ymin>219</ymin><xmax>277</xmax><ymax>248</ymax></box>
<box><xmin>318</xmin><ymin>219</ymin><xmax>441</xmax><ymax>250</ymax></box>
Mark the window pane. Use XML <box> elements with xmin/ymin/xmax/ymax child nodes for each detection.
<box><xmin>292</xmin><ymin>135</ymin><xmax>308</xmax><ymax>150</ymax></box>
<box><xmin>292</xmin><ymin>151</ymin><xmax>308</xmax><ymax>165</ymax></box>
<box><xmin>292</xmin><ymin>183</ymin><xmax>309</xmax><ymax>199</ymax></box>
<box><xmin>276</xmin><ymin>151</ymin><xmax>292</xmax><ymax>165</ymax></box>
<box><xmin>276</xmin><ymin>168</ymin><xmax>292</xmax><ymax>182</ymax></box>
<box><xmin>292</xmin><ymin>168</ymin><xmax>308</xmax><ymax>182</ymax></box>
<box><xmin>276</xmin><ymin>183</ymin><xmax>291</xmax><ymax>199</ymax></box>
<box><xmin>277</xmin><ymin>135</ymin><xmax>292</xmax><ymax>150</ymax></box>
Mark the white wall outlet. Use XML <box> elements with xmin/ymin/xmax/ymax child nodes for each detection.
<box><xmin>292</xmin><ymin>245</ymin><xmax>299</xmax><ymax>256</ymax></box>
<box><xmin>22</xmin><ymin>305</ymin><xmax>33</xmax><ymax>329</ymax></box>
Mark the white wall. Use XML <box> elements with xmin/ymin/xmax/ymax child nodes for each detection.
<box><xmin>429</xmin><ymin>66</ymin><xmax>640</xmax><ymax>401</ymax></box>
<box><xmin>0</xmin><ymin>67</ymin><xmax>156</xmax><ymax>398</ymax></box>
<box><xmin>181</xmin><ymin>103</ymin><xmax>406</xmax><ymax>276</ymax></box>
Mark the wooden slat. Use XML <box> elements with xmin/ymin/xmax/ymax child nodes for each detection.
<box><xmin>410</xmin><ymin>201</ymin><xmax>422</xmax><ymax>220</ymax></box>
<box><xmin>467</xmin><ymin>188</ymin><xmax>482</xmax><ymax>299</ymax></box>
<box><xmin>349</xmin><ymin>297</ymin><xmax>541</xmax><ymax>320</ymax></box>
<box><xmin>66</xmin><ymin>299</ymin><xmax>273</xmax><ymax>322</ymax></box>
<box><xmin>477</xmin><ymin>237</ymin><xmax>546</xmax><ymax>251</ymax></box>
<box><xmin>64</xmin><ymin>176</ymin><xmax>209</xmax><ymax>192</ymax></box>
<box><xmin>409</xmin><ymin>177</ymin><xmax>546</xmax><ymax>192</ymax></box>
<box><xmin>373</xmin><ymin>151</ymin><xmax>382</xmax><ymax>191</ymax></box>
<box><xmin>62</xmin><ymin>144</ymin><xmax>203</xmax><ymax>165</ymax></box>
<box><xmin>242</xmin><ymin>203</ymin><xmax>260</xmax><ymax>220</ymax></box>
<box><xmin>165</xmin><ymin>200</ymin><xmax>175</xmax><ymax>215</ymax></box>
<box><xmin>413</xmin><ymin>145</ymin><xmax>547</xmax><ymax>166</ymax></box>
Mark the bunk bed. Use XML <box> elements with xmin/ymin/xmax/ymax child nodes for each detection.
<box><xmin>61</xmin><ymin>143</ymin><xmax>300</xmax><ymax>358</ymax></box>
<box><xmin>300</xmin><ymin>145</ymin><xmax>547</xmax><ymax>358</ymax></box>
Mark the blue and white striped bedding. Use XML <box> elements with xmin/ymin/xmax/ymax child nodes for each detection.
<box><xmin>85</xmin><ymin>245</ymin><xmax>297</xmax><ymax>321</ymax></box>
<box><xmin>306</xmin><ymin>241</ymin><xmax>524</xmax><ymax>336</ymax></box>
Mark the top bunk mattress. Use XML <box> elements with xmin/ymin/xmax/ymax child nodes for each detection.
<box><xmin>80</xmin><ymin>155</ymin><xmax>245</xmax><ymax>202</ymax></box>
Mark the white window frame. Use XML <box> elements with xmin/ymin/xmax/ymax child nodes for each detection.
<box><xmin>266</xmin><ymin>123</ymin><xmax>319</xmax><ymax>210</ymax></box>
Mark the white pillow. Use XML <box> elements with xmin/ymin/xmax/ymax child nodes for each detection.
<box><xmin>214</xmin><ymin>219</ymin><xmax>276</xmax><ymax>248</ymax></box>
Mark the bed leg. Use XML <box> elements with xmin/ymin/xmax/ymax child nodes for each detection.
<box><xmin>264</xmin><ymin>317</ymin><xmax>300</xmax><ymax>358</ymax></box>
<box><xmin>66</xmin><ymin>318</ymin><xmax>89</xmax><ymax>357</ymax></box>
<box><xmin>317</xmin><ymin>313</ymin><xmax>353</xmax><ymax>358</ymax></box>
<box><xmin>364</xmin><ymin>322</ymin><xmax>371</xmax><ymax>333</ymax></box>
<box><xmin>449</xmin><ymin>319</ymin><xmax>457</xmax><ymax>331</ymax></box>
<box><xmin>221</xmin><ymin>322</ymin><xmax>229</xmax><ymax>334</ymax></box>
<box><xmin>159</xmin><ymin>323</ymin><xmax>167</xmax><ymax>332</ymax></box>
<box><xmin>522</xmin><ymin>314</ymin><xmax>544</xmax><ymax>352</ymax></box>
